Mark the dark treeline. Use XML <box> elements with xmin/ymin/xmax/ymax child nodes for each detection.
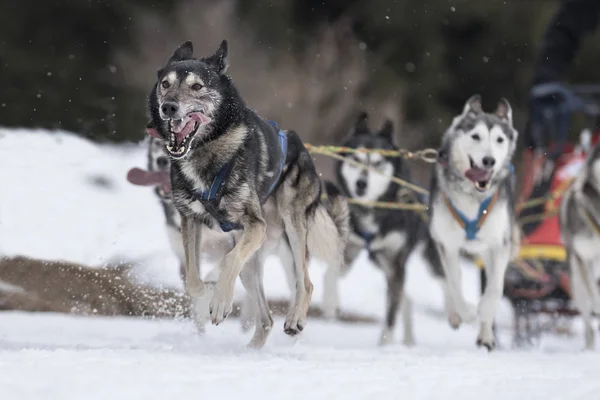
<box><xmin>2</xmin><ymin>0</ymin><xmax>600</xmax><ymax>145</ymax></box>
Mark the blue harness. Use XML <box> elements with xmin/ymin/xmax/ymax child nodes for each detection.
<box><xmin>443</xmin><ymin>193</ymin><xmax>498</xmax><ymax>241</ymax></box>
<box><xmin>191</xmin><ymin>120</ymin><xmax>288</xmax><ymax>232</ymax></box>
<box><xmin>359</xmin><ymin>231</ymin><xmax>376</xmax><ymax>247</ymax></box>
<box><xmin>443</xmin><ymin>164</ymin><xmax>514</xmax><ymax>241</ymax></box>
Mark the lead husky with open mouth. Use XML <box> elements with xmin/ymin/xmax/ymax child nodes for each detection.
<box><xmin>146</xmin><ymin>40</ymin><xmax>349</xmax><ymax>348</ymax></box>
<box><xmin>429</xmin><ymin>95</ymin><xmax>519</xmax><ymax>351</ymax></box>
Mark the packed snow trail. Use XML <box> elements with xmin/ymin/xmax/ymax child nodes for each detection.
<box><xmin>1</xmin><ymin>128</ymin><xmax>599</xmax><ymax>399</ymax></box>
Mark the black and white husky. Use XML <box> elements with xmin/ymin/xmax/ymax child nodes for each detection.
<box><xmin>560</xmin><ymin>143</ymin><xmax>600</xmax><ymax>350</ymax></box>
<box><xmin>336</xmin><ymin>112</ymin><xmax>443</xmax><ymax>346</ymax></box>
<box><xmin>429</xmin><ymin>95</ymin><xmax>519</xmax><ymax>351</ymax></box>
<box><xmin>146</xmin><ymin>40</ymin><xmax>349</xmax><ymax>348</ymax></box>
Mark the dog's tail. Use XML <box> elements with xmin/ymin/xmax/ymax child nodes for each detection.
<box><xmin>323</xmin><ymin>181</ymin><xmax>350</xmax><ymax>243</ymax></box>
<box><xmin>306</xmin><ymin>181</ymin><xmax>349</xmax><ymax>266</ymax></box>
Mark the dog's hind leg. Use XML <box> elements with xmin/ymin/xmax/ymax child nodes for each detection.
<box><xmin>181</xmin><ymin>215</ymin><xmax>205</xmax><ymax>297</ymax></box>
<box><xmin>240</xmin><ymin>251</ymin><xmax>273</xmax><ymax>349</ymax></box>
<box><xmin>476</xmin><ymin>246</ymin><xmax>510</xmax><ymax>351</ymax></box>
<box><xmin>401</xmin><ymin>294</ymin><xmax>415</xmax><ymax>346</ymax></box>
<box><xmin>573</xmin><ymin>250</ymin><xmax>600</xmax><ymax>316</ymax></box>
<box><xmin>377</xmin><ymin>253</ymin><xmax>407</xmax><ymax>346</ymax></box>
<box><xmin>570</xmin><ymin>250</ymin><xmax>596</xmax><ymax>350</ymax></box>
<box><xmin>319</xmin><ymin>233</ymin><xmax>355</xmax><ymax>320</ymax></box>
<box><xmin>282</xmin><ymin>213</ymin><xmax>312</xmax><ymax>335</ymax></box>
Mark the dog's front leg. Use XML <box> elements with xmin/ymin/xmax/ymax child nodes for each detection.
<box><xmin>477</xmin><ymin>246</ymin><xmax>510</xmax><ymax>351</ymax></box>
<box><xmin>435</xmin><ymin>242</ymin><xmax>476</xmax><ymax>324</ymax></box>
<box><xmin>181</xmin><ymin>214</ymin><xmax>205</xmax><ymax>297</ymax></box>
<box><xmin>570</xmin><ymin>250</ymin><xmax>596</xmax><ymax>350</ymax></box>
<box><xmin>209</xmin><ymin>215</ymin><xmax>266</xmax><ymax>325</ymax></box>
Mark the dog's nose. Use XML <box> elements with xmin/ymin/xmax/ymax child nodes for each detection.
<box><xmin>161</xmin><ymin>101</ymin><xmax>179</xmax><ymax>118</ymax></box>
<box><xmin>482</xmin><ymin>156</ymin><xmax>496</xmax><ymax>168</ymax></box>
<box><xmin>356</xmin><ymin>180</ymin><xmax>367</xmax><ymax>190</ymax></box>
<box><xmin>157</xmin><ymin>156</ymin><xmax>169</xmax><ymax>168</ymax></box>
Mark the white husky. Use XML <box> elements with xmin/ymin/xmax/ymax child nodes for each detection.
<box><xmin>428</xmin><ymin>95</ymin><xmax>520</xmax><ymax>351</ymax></box>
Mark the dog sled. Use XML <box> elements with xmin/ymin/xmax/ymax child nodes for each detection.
<box><xmin>492</xmin><ymin>84</ymin><xmax>600</xmax><ymax>346</ymax></box>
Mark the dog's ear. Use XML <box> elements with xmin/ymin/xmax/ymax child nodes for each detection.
<box><xmin>461</xmin><ymin>94</ymin><xmax>483</xmax><ymax>117</ymax></box>
<box><xmin>378</xmin><ymin>119</ymin><xmax>397</xmax><ymax>145</ymax></box>
<box><xmin>157</xmin><ymin>41</ymin><xmax>194</xmax><ymax>78</ymax></box>
<box><xmin>168</xmin><ymin>41</ymin><xmax>194</xmax><ymax>64</ymax></box>
<box><xmin>494</xmin><ymin>98</ymin><xmax>513</xmax><ymax>125</ymax></box>
<box><xmin>354</xmin><ymin>111</ymin><xmax>369</xmax><ymax>136</ymax></box>
<box><xmin>204</xmin><ymin>40</ymin><xmax>229</xmax><ymax>75</ymax></box>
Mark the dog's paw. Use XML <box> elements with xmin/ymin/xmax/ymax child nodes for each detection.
<box><xmin>191</xmin><ymin>293</ymin><xmax>212</xmax><ymax>334</ymax></box>
<box><xmin>476</xmin><ymin>324</ymin><xmax>496</xmax><ymax>351</ymax></box>
<box><xmin>284</xmin><ymin>312</ymin><xmax>306</xmax><ymax>336</ymax></box>
<box><xmin>459</xmin><ymin>303</ymin><xmax>477</xmax><ymax>324</ymax></box>
<box><xmin>240</xmin><ymin>317</ymin><xmax>255</xmax><ymax>332</ymax></box>
<box><xmin>476</xmin><ymin>336</ymin><xmax>496</xmax><ymax>352</ymax></box>
<box><xmin>448</xmin><ymin>311</ymin><xmax>462</xmax><ymax>330</ymax></box>
<box><xmin>321</xmin><ymin>305</ymin><xmax>338</xmax><ymax>321</ymax></box>
<box><xmin>185</xmin><ymin>278</ymin><xmax>205</xmax><ymax>298</ymax></box>
<box><xmin>209</xmin><ymin>283</ymin><xmax>234</xmax><ymax>325</ymax></box>
<box><xmin>378</xmin><ymin>328</ymin><xmax>394</xmax><ymax>346</ymax></box>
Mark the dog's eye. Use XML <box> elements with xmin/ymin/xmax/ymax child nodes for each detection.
<box><xmin>161</xmin><ymin>80</ymin><xmax>170</xmax><ymax>89</ymax></box>
<box><xmin>497</xmin><ymin>137</ymin><xmax>504</xmax><ymax>144</ymax></box>
<box><xmin>471</xmin><ymin>134</ymin><xmax>481</xmax><ymax>141</ymax></box>
<box><xmin>191</xmin><ymin>83</ymin><xmax>203</xmax><ymax>91</ymax></box>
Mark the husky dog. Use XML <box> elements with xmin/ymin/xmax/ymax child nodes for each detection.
<box><xmin>336</xmin><ymin>112</ymin><xmax>444</xmax><ymax>346</ymax></box>
<box><xmin>429</xmin><ymin>95</ymin><xmax>519</xmax><ymax>351</ymax></box>
<box><xmin>560</xmin><ymin>143</ymin><xmax>600</xmax><ymax>350</ymax></box>
<box><xmin>146</xmin><ymin>40</ymin><xmax>349</xmax><ymax>348</ymax></box>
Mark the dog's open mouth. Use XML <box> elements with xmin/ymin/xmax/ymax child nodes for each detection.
<box><xmin>166</xmin><ymin>111</ymin><xmax>211</xmax><ymax>158</ymax></box>
<box><xmin>465</xmin><ymin>157</ymin><xmax>492</xmax><ymax>192</ymax></box>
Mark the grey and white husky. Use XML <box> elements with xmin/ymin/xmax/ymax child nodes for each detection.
<box><xmin>146</xmin><ymin>40</ymin><xmax>349</xmax><ymax>348</ymax></box>
<box><xmin>336</xmin><ymin>112</ymin><xmax>444</xmax><ymax>346</ymax></box>
<box><xmin>429</xmin><ymin>95</ymin><xmax>519</xmax><ymax>351</ymax></box>
<box><xmin>560</xmin><ymin>143</ymin><xmax>600</xmax><ymax>350</ymax></box>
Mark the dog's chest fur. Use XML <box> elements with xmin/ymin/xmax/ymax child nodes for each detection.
<box><xmin>430</xmin><ymin>178</ymin><xmax>512</xmax><ymax>254</ymax></box>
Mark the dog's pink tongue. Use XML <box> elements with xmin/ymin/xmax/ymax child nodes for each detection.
<box><xmin>465</xmin><ymin>168</ymin><xmax>492</xmax><ymax>182</ymax></box>
<box><xmin>173</xmin><ymin>113</ymin><xmax>212</xmax><ymax>146</ymax></box>
<box><xmin>127</xmin><ymin>168</ymin><xmax>170</xmax><ymax>192</ymax></box>
<box><xmin>174</xmin><ymin>120</ymin><xmax>196</xmax><ymax>145</ymax></box>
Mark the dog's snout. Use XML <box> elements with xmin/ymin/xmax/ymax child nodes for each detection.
<box><xmin>482</xmin><ymin>156</ymin><xmax>496</xmax><ymax>168</ymax></box>
<box><xmin>356</xmin><ymin>180</ymin><xmax>367</xmax><ymax>190</ymax></box>
<box><xmin>161</xmin><ymin>101</ymin><xmax>179</xmax><ymax>118</ymax></box>
<box><xmin>157</xmin><ymin>156</ymin><xmax>169</xmax><ymax>169</ymax></box>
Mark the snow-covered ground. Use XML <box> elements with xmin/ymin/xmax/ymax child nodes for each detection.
<box><xmin>0</xmin><ymin>128</ymin><xmax>599</xmax><ymax>400</ymax></box>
